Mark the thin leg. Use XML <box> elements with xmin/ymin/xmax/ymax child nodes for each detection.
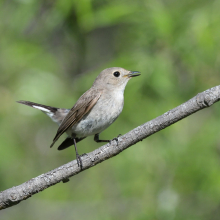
<box><xmin>73</xmin><ymin>138</ymin><xmax>82</xmax><ymax>169</ymax></box>
<box><xmin>94</xmin><ymin>134</ymin><xmax>110</xmax><ymax>143</ymax></box>
<box><xmin>94</xmin><ymin>133</ymin><xmax>121</xmax><ymax>145</ymax></box>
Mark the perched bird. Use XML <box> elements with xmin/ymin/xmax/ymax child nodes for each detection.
<box><xmin>18</xmin><ymin>67</ymin><xmax>140</xmax><ymax>168</ymax></box>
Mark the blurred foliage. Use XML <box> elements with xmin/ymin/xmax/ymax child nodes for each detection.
<box><xmin>1</xmin><ymin>0</ymin><xmax>220</xmax><ymax>219</ymax></box>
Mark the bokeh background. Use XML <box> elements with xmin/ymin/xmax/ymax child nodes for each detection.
<box><xmin>1</xmin><ymin>0</ymin><xmax>220</xmax><ymax>219</ymax></box>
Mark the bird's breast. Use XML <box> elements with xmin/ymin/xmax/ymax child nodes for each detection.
<box><xmin>70</xmin><ymin>90</ymin><xmax>124</xmax><ymax>138</ymax></box>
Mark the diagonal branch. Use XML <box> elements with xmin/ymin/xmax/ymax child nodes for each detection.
<box><xmin>1</xmin><ymin>85</ymin><xmax>220</xmax><ymax>210</ymax></box>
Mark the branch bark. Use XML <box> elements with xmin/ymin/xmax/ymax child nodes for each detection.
<box><xmin>1</xmin><ymin>85</ymin><xmax>220</xmax><ymax>210</ymax></box>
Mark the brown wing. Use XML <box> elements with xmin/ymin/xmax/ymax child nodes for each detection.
<box><xmin>50</xmin><ymin>89</ymin><xmax>102</xmax><ymax>148</ymax></box>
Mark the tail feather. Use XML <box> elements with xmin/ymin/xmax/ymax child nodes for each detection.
<box><xmin>17</xmin><ymin>100</ymin><xmax>70</xmax><ymax>148</ymax></box>
<box><xmin>17</xmin><ymin>100</ymin><xmax>69</xmax><ymax>125</ymax></box>
<box><xmin>57</xmin><ymin>137</ymin><xmax>86</xmax><ymax>150</ymax></box>
<box><xmin>17</xmin><ymin>100</ymin><xmax>58</xmax><ymax>113</ymax></box>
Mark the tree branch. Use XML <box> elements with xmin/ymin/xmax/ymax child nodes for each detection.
<box><xmin>1</xmin><ymin>85</ymin><xmax>220</xmax><ymax>210</ymax></box>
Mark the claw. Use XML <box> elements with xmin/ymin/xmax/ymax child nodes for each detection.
<box><xmin>110</xmin><ymin>134</ymin><xmax>121</xmax><ymax>146</ymax></box>
<box><xmin>76</xmin><ymin>153</ymin><xmax>83</xmax><ymax>169</ymax></box>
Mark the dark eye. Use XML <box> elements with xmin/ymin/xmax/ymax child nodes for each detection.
<box><xmin>113</xmin><ymin>71</ymin><xmax>120</xmax><ymax>77</ymax></box>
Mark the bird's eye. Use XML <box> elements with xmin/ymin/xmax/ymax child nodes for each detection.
<box><xmin>113</xmin><ymin>71</ymin><xmax>120</xmax><ymax>77</ymax></box>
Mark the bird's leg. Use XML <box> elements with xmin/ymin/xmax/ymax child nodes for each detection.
<box><xmin>94</xmin><ymin>133</ymin><xmax>121</xmax><ymax>146</ymax></box>
<box><xmin>94</xmin><ymin>134</ymin><xmax>110</xmax><ymax>143</ymax></box>
<box><xmin>73</xmin><ymin>138</ymin><xmax>82</xmax><ymax>169</ymax></box>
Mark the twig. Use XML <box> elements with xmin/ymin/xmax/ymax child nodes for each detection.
<box><xmin>0</xmin><ymin>85</ymin><xmax>220</xmax><ymax>210</ymax></box>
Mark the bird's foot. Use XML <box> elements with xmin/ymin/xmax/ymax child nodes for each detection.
<box><xmin>76</xmin><ymin>153</ymin><xmax>83</xmax><ymax>169</ymax></box>
<box><xmin>110</xmin><ymin>134</ymin><xmax>121</xmax><ymax>146</ymax></box>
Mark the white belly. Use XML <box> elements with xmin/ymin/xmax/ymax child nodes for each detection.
<box><xmin>68</xmin><ymin>90</ymin><xmax>124</xmax><ymax>138</ymax></box>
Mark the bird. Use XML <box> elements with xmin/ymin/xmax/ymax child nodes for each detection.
<box><xmin>17</xmin><ymin>67</ymin><xmax>140</xmax><ymax>168</ymax></box>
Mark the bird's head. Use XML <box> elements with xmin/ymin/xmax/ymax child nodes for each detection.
<box><xmin>93</xmin><ymin>67</ymin><xmax>140</xmax><ymax>91</ymax></box>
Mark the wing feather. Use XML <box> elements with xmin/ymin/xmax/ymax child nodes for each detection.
<box><xmin>50</xmin><ymin>89</ymin><xmax>102</xmax><ymax>148</ymax></box>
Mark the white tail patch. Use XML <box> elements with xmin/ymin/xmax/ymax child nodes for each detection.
<box><xmin>46</xmin><ymin>112</ymin><xmax>55</xmax><ymax>118</ymax></box>
<box><xmin>33</xmin><ymin>105</ymin><xmax>51</xmax><ymax>112</ymax></box>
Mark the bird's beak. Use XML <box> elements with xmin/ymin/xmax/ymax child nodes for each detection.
<box><xmin>126</xmin><ymin>71</ymin><xmax>141</xmax><ymax>78</ymax></box>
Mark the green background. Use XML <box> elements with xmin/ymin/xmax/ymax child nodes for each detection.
<box><xmin>1</xmin><ymin>0</ymin><xmax>220</xmax><ymax>219</ymax></box>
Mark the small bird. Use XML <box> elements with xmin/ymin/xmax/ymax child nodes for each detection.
<box><xmin>18</xmin><ymin>67</ymin><xmax>140</xmax><ymax>168</ymax></box>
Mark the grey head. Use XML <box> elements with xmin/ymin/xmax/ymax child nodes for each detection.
<box><xmin>92</xmin><ymin>67</ymin><xmax>141</xmax><ymax>91</ymax></box>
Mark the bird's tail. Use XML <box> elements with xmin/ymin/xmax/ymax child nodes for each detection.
<box><xmin>17</xmin><ymin>100</ymin><xmax>58</xmax><ymax>113</ymax></box>
<box><xmin>17</xmin><ymin>100</ymin><xmax>69</xmax><ymax>125</ymax></box>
